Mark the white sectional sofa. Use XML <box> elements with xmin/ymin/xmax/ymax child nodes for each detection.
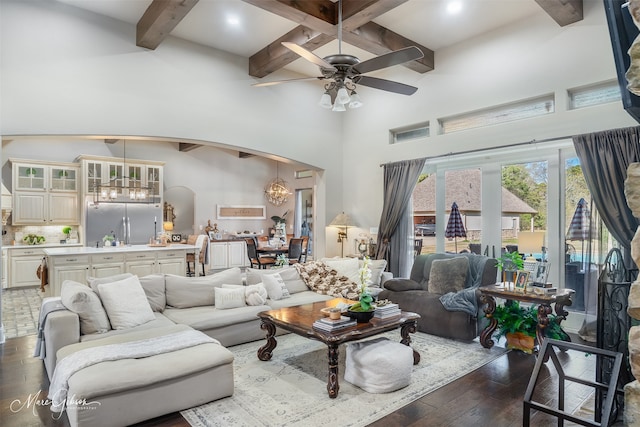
<box><xmin>39</xmin><ymin>259</ymin><xmax>388</xmax><ymax>427</ymax></box>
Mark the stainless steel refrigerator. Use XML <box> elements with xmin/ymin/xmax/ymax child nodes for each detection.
<box><xmin>85</xmin><ymin>200</ymin><xmax>163</xmax><ymax>247</ymax></box>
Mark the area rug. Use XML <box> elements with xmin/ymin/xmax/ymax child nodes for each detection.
<box><xmin>182</xmin><ymin>331</ymin><xmax>507</xmax><ymax>427</ymax></box>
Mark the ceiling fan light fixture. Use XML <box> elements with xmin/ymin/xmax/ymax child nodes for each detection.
<box><xmin>336</xmin><ymin>86</ymin><xmax>350</xmax><ymax>105</ymax></box>
<box><xmin>332</xmin><ymin>102</ymin><xmax>346</xmax><ymax>112</ymax></box>
<box><xmin>348</xmin><ymin>91</ymin><xmax>363</xmax><ymax>109</ymax></box>
<box><xmin>319</xmin><ymin>91</ymin><xmax>333</xmax><ymax>109</ymax></box>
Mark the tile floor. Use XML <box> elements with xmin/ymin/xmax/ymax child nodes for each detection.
<box><xmin>2</xmin><ymin>287</ymin><xmax>42</xmax><ymax>339</ymax></box>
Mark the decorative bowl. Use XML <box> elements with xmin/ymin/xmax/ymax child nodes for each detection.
<box><xmin>347</xmin><ymin>309</ymin><xmax>375</xmax><ymax>323</ymax></box>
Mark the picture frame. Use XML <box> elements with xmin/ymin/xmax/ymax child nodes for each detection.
<box><xmin>515</xmin><ymin>270</ymin><xmax>529</xmax><ymax>293</ymax></box>
<box><xmin>217</xmin><ymin>205</ymin><xmax>266</xmax><ymax>220</ymax></box>
<box><xmin>532</xmin><ymin>262</ymin><xmax>550</xmax><ymax>285</ymax></box>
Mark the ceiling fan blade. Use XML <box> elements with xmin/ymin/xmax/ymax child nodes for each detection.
<box><xmin>281</xmin><ymin>42</ymin><xmax>337</xmax><ymax>71</ymax></box>
<box><xmin>355</xmin><ymin>75</ymin><xmax>418</xmax><ymax>95</ymax></box>
<box><xmin>352</xmin><ymin>46</ymin><xmax>424</xmax><ymax>75</ymax></box>
<box><xmin>252</xmin><ymin>77</ymin><xmax>322</xmax><ymax>87</ymax></box>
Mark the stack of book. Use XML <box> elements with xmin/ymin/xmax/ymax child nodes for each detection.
<box><xmin>374</xmin><ymin>303</ymin><xmax>401</xmax><ymax>319</ymax></box>
<box><xmin>312</xmin><ymin>316</ymin><xmax>357</xmax><ymax>332</ymax></box>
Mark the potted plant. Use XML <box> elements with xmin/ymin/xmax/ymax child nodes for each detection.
<box><xmin>102</xmin><ymin>233</ymin><xmax>115</xmax><ymax>247</ymax></box>
<box><xmin>25</xmin><ymin>167</ymin><xmax>37</xmax><ymax>177</ymax></box>
<box><xmin>348</xmin><ymin>257</ymin><xmax>375</xmax><ymax>323</ymax></box>
<box><xmin>493</xmin><ymin>301</ymin><xmax>567</xmax><ymax>353</ymax></box>
<box><xmin>62</xmin><ymin>226</ymin><xmax>72</xmax><ymax>240</ymax></box>
<box><xmin>58</xmin><ymin>170</ymin><xmax>68</xmax><ymax>178</ymax></box>
<box><xmin>496</xmin><ymin>251</ymin><xmax>524</xmax><ymax>284</ymax></box>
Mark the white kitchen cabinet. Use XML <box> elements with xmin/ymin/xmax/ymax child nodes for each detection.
<box><xmin>8</xmin><ymin>248</ymin><xmax>45</xmax><ymax>288</ymax></box>
<box><xmin>125</xmin><ymin>252</ymin><xmax>156</xmax><ymax>277</ymax></box>
<box><xmin>90</xmin><ymin>253</ymin><xmax>125</xmax><ymax>278</ymax></box>
<box><xmin>156</xmin><ymin>250</ymin><xmax>186</xmax><ymax>275</ymax></box>
<box><xmin>209</xmin><ymin>240</ymin><xmax>247</xmax><ymax>270</ymax></box>
<box><xmin>2</xmin><ymin>249</ymin><xmax>7</xmax><ymax>289</ymax></box>
<box><xmin>10</xmin><ymin>159</ymin><xmax>79</xmax><ymax>225</ymax></box>
<box><xmin>77</xmin><ymin>155</ymin><xmax>164</xmax><ymax>203</ymax></box>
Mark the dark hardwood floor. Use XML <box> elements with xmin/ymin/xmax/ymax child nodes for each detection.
<box><xmin>1</xmin><ymin>333</ymin><xmax>609</xmax><ymax>427</ymax></box>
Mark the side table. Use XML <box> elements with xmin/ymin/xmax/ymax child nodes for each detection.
<box><xmin>479</xmin><ymin>284</ymin><xmax>574</xmax><ymax>361</ymax></box>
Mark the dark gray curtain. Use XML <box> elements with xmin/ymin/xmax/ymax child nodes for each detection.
<box><xmin>376</xmin><ymin>158</ymin><xmax>426</xmax><ymax>277</ymax></box>
<box><xmin>573</xmin><ymin>125</ymin><xmax>640</xmax><ymax>260</ymax></box>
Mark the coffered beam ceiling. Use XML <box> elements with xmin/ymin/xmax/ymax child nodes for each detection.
<box><xmin>535</xmin><ymin>0</ymin><xmax>583</xmax><ymax>26</ymax></box>
<box><xmin>137</xmin><ymin>0</ymin><xmax>200</xmax><ymax>50</ymax></box>
<box><xmin>135</xmin><ymin>0</ymin><xmax>582</xmax><ymax>79</ymax></box>
<box><xmin>243</xmin><ymin>0</ymin><xmax>435</xmax><ymax>78</ymax></box>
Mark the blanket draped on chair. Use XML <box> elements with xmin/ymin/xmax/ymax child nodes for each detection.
<box><xmin>294</xmin><ymin>261</ymin><xmax>360</xmax><ymax>299</ymax></box>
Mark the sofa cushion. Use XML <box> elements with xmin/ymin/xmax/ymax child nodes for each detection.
<box><xmin>322</xmin><ymin>257</ymin><xmax>360</xmax><ymax>283</ymax></box>
<box><xmin>138</xmin><ymin>274</ymin><xmax>166</xmax><ymax>312</ymax></box>
<box><xmin>60</xmin><ymin>280</ymin><xmax>111</xmax><ymax>335</ymax></box>
<box><xmin>383</xmin><ymin>278</ymin><xmax>423</xmax><ymax>292</ymax></box>
<box><xmin>245</xmin><ymin>266</ymin><xmax>308</xmax><ymax>294</ymax></box>
<box><xmin>165</xmin><ymin>268</ymin><xmax>242</xmax><ymax>308</ymax></box>
<box><xmin>162</xmin><ymin>305</ymin><xmax>267</xmax><ymax>331</ymax></box>
<box><xmin>214</xmin><ymin>287</ymin><xmax>246</xmax><ymax>309</ymax></box>
<box><xmin>266</xmin><ymin>290</ymin><xmax>333</xmax><ymax>309</ymax></box>
<box><xmin>262</xmin><ymin>272</ymin><xmax>291</xmax><ymax>300</ymax></box>
<box><xmin>97</xmin><ymin>276</ymin><xmax>156</xmax><ymax>330</ymax></box>
<box><xmin>427</xmin><ymin>257</ymin><xmax>469</xmax><ymax>295</ymax></box>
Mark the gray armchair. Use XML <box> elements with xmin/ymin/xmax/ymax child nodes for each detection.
<box><xmin>379</xmin><ymin>253</ymin><xmax>497</xmax><ymax>341</ymax></box>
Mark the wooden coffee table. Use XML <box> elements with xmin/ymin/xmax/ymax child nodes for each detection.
<box><xmin>257</xmin><ymin>298</ymin><xmax>421</xmax><ymax>398</ymax></box>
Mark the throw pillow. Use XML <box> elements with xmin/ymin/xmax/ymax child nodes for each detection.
<box><xmin>214</xmin><ymin>287</ymin><xmax>247</xmax><ymax>309</ymax></box>
<box><xmin>427</xmin><ymin>257</ymin><xmax>469</xmax><ymax>295</ymax></box>
<box><xmin>359</xmin><ymin>259</ymin><xmax>387</xmax><ymax>287</ymax></box>
<box><xmin>222</xmin><ymin>283</ymin><xmax>268</xmax><ymax>306</ymax></box>
<box><xmin>245</xmin><ymin>266</ymin><xmax>309</xmax><ymax>294</ymax></box>
<box><xmin>97</xmin><ymin>276</ymin><xmax>155</xmax><ymax>329</ymax></box>
<box><xmin>60</xmin><ymin>280</ymin><xmax>111</xmax><ymax>335</ymax></box>
<box><xmin>88</xmin><ymin>273</ymin><xmax>135</xmax><ymax>295</ymax></box>
<box><xmin>262</xmin><ymin>272</ymin><xmax>291</xmax><ymax>300</ymax></box>
<box><xmin>322</xmin><ymin>257</ymin><xmax>360</xmax><ymax>283</ymax></box>
<box><xmin>165</xmin><ymin>267</ymin><xmax>242</xmax><ymax>308</ymax></box>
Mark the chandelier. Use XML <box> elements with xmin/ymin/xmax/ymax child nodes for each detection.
<box><xmin>94</xmin><ymin>177</ymin><xmax>151</xmax><ymax>205</ymax></box>
<box><xmin>264</xmin><ymin>162</ymin><xmax>291</xmax><ymax>206</ymax></box>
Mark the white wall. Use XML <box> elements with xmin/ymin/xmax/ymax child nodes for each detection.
<box><xmin>340</xmin><ymin>1</ymin><xmax>639</xmax><ymax>234</ymax></box>
<box><xmin>1</xmin><ymin>137</ymin><xmax>313</xmax><ymax>246</ymax></box>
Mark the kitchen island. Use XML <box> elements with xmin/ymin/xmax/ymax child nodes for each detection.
<box><xmin>43</xmin><ymin>244</ymin><xmax>198</xmax><ymax>297</ymax></box>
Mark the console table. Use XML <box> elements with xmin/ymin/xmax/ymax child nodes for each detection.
<box><xmin>479</xmin><ymin>284</ymin><xmax>574</xmax><ymax>361</ymax></box>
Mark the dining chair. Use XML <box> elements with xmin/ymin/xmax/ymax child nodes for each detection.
<box><xmin>186</xmin><ymin>234</ymin><xmax>208</xmax><ymax>276</ymax></box>
<box><xmin>287</xmin><ymin>238</ymin><xmax>304</xmax><ymax>264</ymax></box>
<box><xmin>245</xmin><ymin>237</ymin><xmax>276</xmax><ymax>269</ymax></box>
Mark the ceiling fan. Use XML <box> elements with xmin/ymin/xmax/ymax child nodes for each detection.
<box><xmin>253</xmin><ymin>0</ymin><xmax>424</xmax><ymax>110</ymax></box>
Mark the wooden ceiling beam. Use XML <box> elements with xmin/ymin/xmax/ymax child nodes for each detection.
<box><xmin>137</xmin><ymin>0</ymin><xmax>200</xmax><ymax>50</ymax></box>
<box><xmin>245</xmin><ymin>0</ymin><xmax>431</xmax><ymax>78</ymax></box>
<box><xmin>178</xmin><ymin>142</ymin><xmax>200</xmax><ymax>152</ymax></box>
<box><xmin>534</xmin><ymin>0</ymin><xmax>583</xmax><ymax>26</ymax></box>
<box><xmin>344</xmin><ymin>22</ymin><xmax>434</xmax><ymax>73</ymax></box>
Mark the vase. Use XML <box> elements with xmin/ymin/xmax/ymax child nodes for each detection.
<box><xmin>347</xmin><ymin>309</ymin><xmax>375</xmax><ymax>323</ymax></box>
<box><xmin>505</xmin><ymin>332</ymin><xmax>535</xmax><ymax>354</ymax></box>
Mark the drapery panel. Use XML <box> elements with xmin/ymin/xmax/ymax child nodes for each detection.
<box><xmin>376</xmin><ymin>158</ymin><xmax>426</xmax><ymax>277</ymax></box>
<box><xmin>573</xmin><ymin>125</ymin><xmax>640</xmax><ymax>260</ymax></box>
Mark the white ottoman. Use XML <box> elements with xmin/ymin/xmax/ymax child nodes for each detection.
<box><xmin>344</xmin><ymin>337</ymin><xmax>413</xmax><ymax>393</ymax></box>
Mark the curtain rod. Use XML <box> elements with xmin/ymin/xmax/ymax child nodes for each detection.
<box><xmin>380</xmin><ymin>134</ymin><xmax>574</xmax><ymax>167</ymax></box>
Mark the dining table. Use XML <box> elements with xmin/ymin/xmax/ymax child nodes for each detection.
<box><xmin>257</xmin><ymin>245</ymin><xmax>289</xmax><ymax>256</ymax></box>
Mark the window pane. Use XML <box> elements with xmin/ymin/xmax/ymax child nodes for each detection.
<box><xmin>501</xmin><ymin>161</ymin><xmax>548</xmax><ymax>261</ymax></box>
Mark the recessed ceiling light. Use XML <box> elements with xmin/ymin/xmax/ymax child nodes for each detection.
<box><xmin>447</xmin><ymin>1</ymin><xmax>463</xmax><ymax>14</ymax></box>
<box><xmin>226</xmin><ymin>15</ymin><xmax>240</xmax><ymax>26</ymax></box>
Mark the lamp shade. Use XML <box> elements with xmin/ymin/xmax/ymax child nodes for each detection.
<box><xmin>163</xmin><ymin>221</ymin><xmax>174</xmax><ymax>231</ymax></box>
<box><xmin>329</xmin><ymin>212</ymin><xmax>356</xmax><ymax>227</ymax></box>
<box><xmin>335</xmin><ymin>87</ymin><xmax>350</xmax><ymax>105</ymax></box>
<box><xmin>319</xmin><ymin>92</ymin><xmax>332</xmax><ymax>109</ymax></box>
<box><xmin>518</xmin><ymin>231</ymin><xmax>545</xmax><ymax>255</ymax></box>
